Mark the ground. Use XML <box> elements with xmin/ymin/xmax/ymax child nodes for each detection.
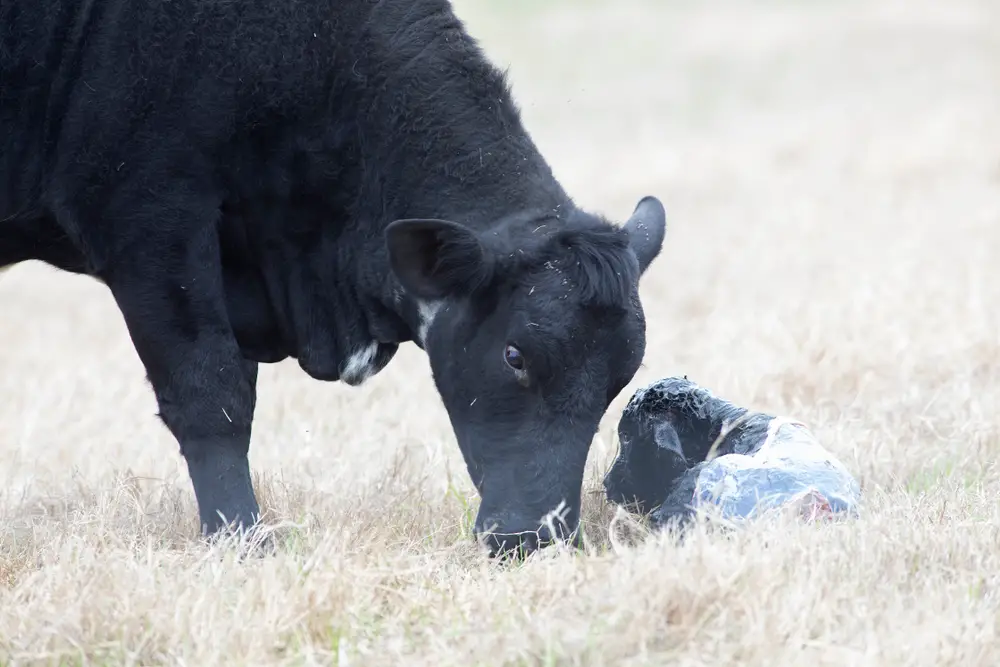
<box><xmin>1</xmin><ymin>0</ymin><xmax>999</xmax><ymax>664</ymax></box>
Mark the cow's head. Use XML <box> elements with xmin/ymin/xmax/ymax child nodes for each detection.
<box><xmin>385</xmin><ymin>196</ymin><xmax>667</xmax><ymax>558</ymax></box>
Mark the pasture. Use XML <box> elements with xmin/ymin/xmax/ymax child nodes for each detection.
<box><xmin>1</xmin><ymin>0</ymin><xmax>998</xmax><ymax>663</ymax></box>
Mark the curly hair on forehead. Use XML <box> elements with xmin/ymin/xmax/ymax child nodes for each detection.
<box><xmin>499</xmin><ymin>217</ymin><xmax>640</xmax><ymax>310</ymax></box>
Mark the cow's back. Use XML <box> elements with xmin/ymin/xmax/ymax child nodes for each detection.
<box><xmin>0</xmin><ymin>0</ymin><xmax>385</xmax><ymax>223</ymax></box>
<box><xmin>1</xmin><ymin>0</ymin><xmax>538</xmax><ymax>282</ymax></box>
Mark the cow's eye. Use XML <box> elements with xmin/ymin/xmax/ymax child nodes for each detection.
<box><xmin>503</xmin><ymin>344</ymin><xmax>525</xmax><ymax>371</ymax></box>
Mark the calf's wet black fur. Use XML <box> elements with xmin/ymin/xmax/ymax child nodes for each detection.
<box><xmin>603</xmin><ymin>376</ymin><xmax>775</xmax><ymax>528</ymax></box>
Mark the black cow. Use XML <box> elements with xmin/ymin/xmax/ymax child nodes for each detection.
<box><xmin>1</xmin><ymin>0</ymin><xmax>667</xmax><ymax>557</ymax></box>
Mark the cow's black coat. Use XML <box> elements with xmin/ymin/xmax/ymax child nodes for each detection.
<box><xmin>1</xmin><ymin>0</ymin><xmax>668</xmax><ymax>557</ymax></box>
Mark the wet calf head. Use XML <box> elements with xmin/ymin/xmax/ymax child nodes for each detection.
<box><xmin>386</xmin><ymin>197</ymin><xmax>668</xmax><ymax>558</ymax></box>
<box><xmin>603</xmin><ymin>376</ymin><xmax>774</xmax><ymax>515</ymax></box>
<box><xmin>603</xmin><ymin>405</ymin><xmax>690</xmax><ymax>515</ymax></box>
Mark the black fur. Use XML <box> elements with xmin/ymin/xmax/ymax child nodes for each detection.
<box><xmin>1</xmin><ymin>0</ymin><xmax>668</xmax><ymax>557</ymax></box>
<box><xmin>603</xmin><ymin>376</ymin><xmax>774</xmax><ymax>521</ymax></box>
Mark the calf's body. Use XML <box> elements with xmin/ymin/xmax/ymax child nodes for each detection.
<box><xmin>1</xmin><ymin>0</ymin><xmax>668</xmax><ymax>556</ymax></box>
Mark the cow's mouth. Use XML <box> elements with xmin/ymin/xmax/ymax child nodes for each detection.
<box><xmin>474</xmin><ymin>508</ymin><xmax>582</xmax><ymax>559</ymax></box>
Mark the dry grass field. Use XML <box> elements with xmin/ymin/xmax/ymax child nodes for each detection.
<box><xmin>2</xmin><ymin>0</ymin><xmax>1000</xmax><ymax>664</ymax></box>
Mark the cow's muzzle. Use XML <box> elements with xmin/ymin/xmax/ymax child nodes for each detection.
<box><xmin>473</xmin><ymin>507</ymin><xmax>581</xmax><ymax>559</ymax></box>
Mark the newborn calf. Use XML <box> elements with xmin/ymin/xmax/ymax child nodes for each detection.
<box><xmin>603</xmin><ymin>376</ymin><xmax>861</xmax><ymax>529</ymax></box>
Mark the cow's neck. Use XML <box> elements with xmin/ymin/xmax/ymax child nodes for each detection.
<box><xmin>271</xmin><ymin>8</ymin><xmax>576</xmax><ymax>381</ymax></box>
<box><xmin>344</xmin><ymin>50</ymin><xmax>573</xmax><ymax>346</ymax></box>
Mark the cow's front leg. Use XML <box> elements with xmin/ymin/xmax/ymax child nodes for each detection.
<box><xmin>103</xmin><ymin>204</ymin><xmax>261</xmax><ymax>537</ymax></box>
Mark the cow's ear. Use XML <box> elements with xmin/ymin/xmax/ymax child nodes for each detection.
<box><xmin>385</xmin><ymin>218</ymin><xmax>494</xmax><ymax>300</ymax></box>
<box><xmin>623</xmin><ymin>196</ymin><xmax>667</xmax><ymax>276</ymax></box>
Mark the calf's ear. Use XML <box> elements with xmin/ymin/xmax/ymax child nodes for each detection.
<box><xmin>624</xmin><ymin>196</ymin><xmax>667</xmax><ymax>275</ymax></box>
<box><xmin>385</xmin><ymin>218</ymin><xmax>494</xmax><ymax>300</ymax></box>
